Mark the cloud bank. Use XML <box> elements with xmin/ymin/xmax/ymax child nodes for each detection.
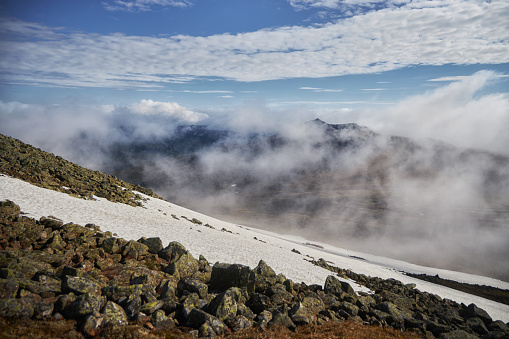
<box><xmin>1</xmin><ymin>0</ymin><xmax>508</xmax><ymax>88</ymax></box>
<box><xmin>1</xmin><ymin>72</ymin><xmax>509</xmax><ymax>281</ymax></box>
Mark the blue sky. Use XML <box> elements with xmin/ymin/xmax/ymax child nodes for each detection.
<box><xmin>0</xmin><ymin>0</ymin><xmax>509</xmax><ymax>151</ymax></box>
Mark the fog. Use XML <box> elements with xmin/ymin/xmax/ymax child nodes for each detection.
<box><xmin>1</xmin><ymin>71</ymin><xmax>509</xmax><ymax>281</ymax></box>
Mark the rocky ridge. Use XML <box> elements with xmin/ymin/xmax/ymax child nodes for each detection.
<box><xmin>0</xmin><ymin>134</ymin><xmax>159</xmax><ymax>206</ymax></box>
<box><xmin>0</xmin><ymin>200</ymin><xmax>508</xmax><ymax>338</ymax></box>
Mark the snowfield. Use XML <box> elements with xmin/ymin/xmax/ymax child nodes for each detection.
<box><xmin>1</xmin><ymin>174</ymin><xmax>508</xmax><ymax>322</ymax></box>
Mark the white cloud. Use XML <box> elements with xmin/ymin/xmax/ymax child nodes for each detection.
<box><xmin>428</xmin><ymin>74</ymin><xmax>509</xmax><ymax>82</ymax></box>
<box><xmin>103</xmin><ymin>0</ymin><xmax>192</xmax><ymax>12</ymax></box>
<box><xmin>1</xmin><ymin>0</ymin><xmax>508</xmax><ymax>87</ymax></box>
<box><xmin>129</xmin><ymin>99</ymin><xmax>208</xmax><ymax>122</ymax></box>
<box><xmin>359</xmin><ymin>70</ymin><xmax>509</xmax><ymax>155</ymax></box>
<box><xmin>300</xmin><ymin>87</ymin><xmax>343</xmax><ymax>92</ymax></box>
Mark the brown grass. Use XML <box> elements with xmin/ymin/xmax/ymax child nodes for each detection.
<box><xmin>0</xmin><ymin>319</ymin><xmax>423</xmax><ymax>339</ymax></box>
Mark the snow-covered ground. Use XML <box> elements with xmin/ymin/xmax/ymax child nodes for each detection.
<box><xmin>1</xmin><ymin>174</ymin><xmax>508</xmax><ymax>322</ymax></box>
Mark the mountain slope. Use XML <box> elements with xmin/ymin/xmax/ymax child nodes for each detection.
<box><xmin>1</xmin><ymin>133</ymin><xmax>508</xmax><ymax>328</ymax></box>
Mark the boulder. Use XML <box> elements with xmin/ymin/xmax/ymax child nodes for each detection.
<box><xmin>0</xmin><ymin>298</ymin><xmax>34</xmax><ymax>318</ymax></box>
<box><xmin>460</xmin><ymin>303</ymin><xmax>492</xmax><ymax>325</ymax></box>
<box><xmin>269</xmin><ymin>309</ymin><xmax>296</xmax><ymax>331</ymax></box>
<box><xmin>121</xmin><ymin>240</ymin><xmax>149</xmax><ymax>261</ymax></box>
<box><xmin>151</xmin><ymin>309</ymin><xmax>175</xmax><ymax>330</ymax></box>
<box><xmin>231</xmin><ymin>315</ymin><xmax>253</xmax><ymax>332</ymax></box>
<box><xmin>0</xmin><ymin>279</ymin><xmax>19</xmax><ymax>298</ymax></box>
<box><xmin>207</xmin><ymin>287</ymin><xmax>242</xmax><ymax>322</ymax></box>
<box><xmin>137</xmin><ymin>237</ymin><xmax>163</xmax><ymax>254</ymax></box>
<box><xmin>186</xmin><ymin>308</ymin><xmax>229</xmax><ymax>336</ymax></box>
<box><xmin>324</xmin><ymin>275</ymin><xmax>357</xmax><ymax>300</ymax></box>
<box><xmin>62</xmin><ymin>275</ymin><xmax>101</xmax><ymax>295</ymax></box>
<box><xmin>82</xmin><ymin>312</ymin><xmax>104</xmax><ymax>337</ymax></box>
<box><xmin>65</xmin><ymin>292</ymin><xmax>105</xmax><ymax>319</ymax></box>
<box><xmin>289</xmin><ymin>296</ymin><xmax>325</xmax><ymax>325</ymax></box>
<box><xmin>0</xmin><ymin>200</ymin><xmax>20</xmax><ymax>223</ymax></box>
<box><xmin>140</xmin><ymin>300</ymin><xmax>164</xmax><ymax>315</ymax></box>
<box><xmin>209</xmin><ymin>263</ymin><xmax>253</xmax><ymax>292</ymax></box>
<box><xmin>101</xmin><ymin>301</ymin><xmax>128</xmax><ymax>326</ymax></box>
<box><xmin>177</xmin><ymin>277</ymin><xmax>208</xmax><ymax>299</ymax></box>
<box><xmin>163</xmin><ymin>243</ymin><xmax>199</xmax><ymax>279</ymax></box>
<box><xmin>252</xmin><ymin>260</ymin><xmax>277</xmax><ymax>293</ymax></box>
<box><xmin>158</xmin><ymin>241</ymin><xmax>187</xmax><ymax>262</ymax></box>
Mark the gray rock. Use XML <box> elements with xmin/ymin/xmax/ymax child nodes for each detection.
<box><xmin>152</xmin><ymin>309</ymin><xmax>175</xmax><ymax>330</ymax></box>
<box><xmin>186</xmin><ymin>308</ymin><xmax>228</xmax><ymax>335</ymax></box>
<box><xmin>101</xmin><ymin>301</ymin><xmax>128</xmax><ymax>326</ymax></box>
<box><xmin>269</xmin><ymin>309</ymin><xmax>296</xmax><ymax>331</ymax></box>
<box><xmin>466</xmin><ymin>317</ymin><xmax>489</xmax><ymax>335</ymax></box>
<box><xmin>440</xmin><ymin>329</ymin><xmax>479</xmax><ymax>339</ymax></box>
<box><xmin>0</xmin><ymin>298</ymin><xmax>34</xmax><ymax>318</ymax></box>
<box><xmin>82</xmin><ymin>312</ymin><xmax>104</xmax><ymax>337</ymax></box>
<box><xmin>178</xmin><ymin>277</ymin><xmax>208</xmax><ymax>299</ymax></box>
<box><xmin>209</xmin><ymin>262</ymin><xmax>253</xmax><ymax>292</ymax></box>
<box><xmin>66</xmin><ymin>292</ymin><xmax>105</xmax><ymax>319</ymax></box>
<box><xmin>460</xmin><ymin>303</ymin><xmax>492</xmax><ymax>325</ymax></box>
<box><xmin>137</xmin><ymin>237</ymin><xmax>163</xmax><ymax>254</ymax></box>
<box><xmin>62</xmin><ymin>275</ymin><xmax>101</xmax><ymax>295</ymax></box>
<box><xmin>207</xmin><ymin>287</ymin><xmax>241</xmax><ymax>322</ymax></box>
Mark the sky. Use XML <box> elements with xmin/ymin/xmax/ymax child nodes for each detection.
<box><xmin>0</xmin><ymin>0</ymin><xmax>508</xmax><ymax>150</ymax></box>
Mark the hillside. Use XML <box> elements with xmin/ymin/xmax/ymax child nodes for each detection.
<box><xmin>1</xmin><ymin>133</ymin><xmax>509</xmax><ymax>338</ymax></box>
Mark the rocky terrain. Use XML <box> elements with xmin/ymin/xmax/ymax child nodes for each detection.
<box><xmin>1</xmin><ymin>133</ymin><xmax>509</xmax><ymax>338</ymax></box>
<box><xmin>0</xmin><ymin>134</ymin><xmax>159</xmax><ymax>206</ymax></box>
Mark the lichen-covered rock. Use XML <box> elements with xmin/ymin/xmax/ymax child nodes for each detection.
<box><xmin>140</xmin><ymin>300</ymin><xmax>163</xmax><ymax>315</ymax></box>
<box><xmin>0</xmin><ymin>278</ymin><xmax>18</xmax><ymax>298</ymax></box>
<box><xmin>178</xmin><ymin>277</ymin><xmax>208</xmax><ymax>299</ymax></box>
<box><xmin>62</xmin><ymin>275</ymin><xmax>101</xmax><ymax>295</ymax></box>
<box><xmin>101</xmin><ymin>284</ymin><xmax>154</xmax><ymax>302</ymax></box>
<box><xmin>137</xmin><ymin>237</ymin><xmax>163</xmax><ymax>254</ymax></box>
<box><xmin>231</xmin><ymin>315</ymin><xmax>253</xmax><ymax>332</ymax></box>
<box><xmin>0</xmin><ymin>200</ymin><xmax>20</xmax><ymax>223</ymax></box>
<box><xmin>0</xmin><ymin>298</ymin><xmax>34</xmax><ymax>318</ymax></box>
<box><xmin>207</xmin><ymin>287</ymin><xmax>242</xmax><ymax>322</ymax></box>
<box><xmin>252</xmin><ymin>260</ymin><xmax>277</xmax><ymax>293</ymax></box>
<box><xmin>151</xmin><ymin>309</ymin><xmax>175</xmax><ymax>330</ymax></box>
<box><xmin>186</xmin><ymin>308</ymin><xmax>229</xmax><ymax>336</ymax></box>
<box><xmin>255</xmin><ymin>310</ymin><xmax>272</xmax><ymax>328</ymax></box>
<box><xmin>165</xmin><ymin>251</ymin><xmax>199</xmax><ymax>279</ymax></box>
<box><xmin>324</xmin><ymin>275</ymin><xmax>356</xmax><ymax>300</ymax></box>
<box><xmin>209</xmin><ymin>263</ymin><xmax>253</xmax><ymax>292</ymax></box>
<box><xmin>32</xmin><ymin>300</ymin><xmax>54</xmax><ymax>319</ymax></box>
<box><xmin>82</xmin><ymin>312</ymin><xmax>104</xmax><ymax>337</ymax></box>
<box><xmin>269</xmin><ymin>309</ymin><xmax>296</xmax><ymax>331</ymax></box>
<box><xmin>101</xmin><ymin>238</ymin><xmax>122</xmax><ymax>254</ymax></box>
<box><xmin>65</xmin><ymin>292</ymin><xmax>105</xmax><ymax>319</ymax></box>
<box><xmin>247</xmin><ymin>293</ymin><xmax>271</xmax><ymax>314</ymax></box>
<box><xmin>101</xmin><ymin>300</ymin><xmax>128</xmax><ymax>326</ymax></box>
<box><xmin>289</xmin><ymin>296</ymin><xmax>325</xmax><ymax>325</ymax></box>
<box><xmin>158</xmin><ymin>241</ymin><xmax>187</xmax><ymax>262</ymax></box>
<box><xmin>121</xmin><ymin>240</ymin><xmax>149</xmax><ymax>261</ymax></box>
